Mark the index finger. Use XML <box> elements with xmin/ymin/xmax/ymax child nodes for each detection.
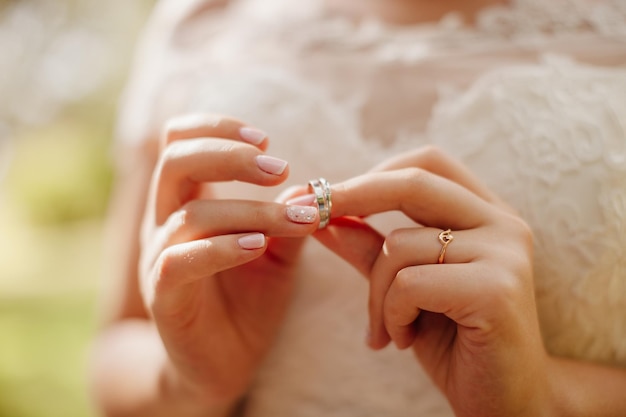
<box><xmin>370</xmin><ymin>146</ymin><xmax>515</xmax><ymax>215</ymax></box>
<box><xmin>162</xmin><ymin>113</ymin><xmax>269</xmax><ymax>150</ymax></box>
<box><xmin>330</xmin><ymin>168</ymin><xmax>497</xmax><ymax>231</ymax></box>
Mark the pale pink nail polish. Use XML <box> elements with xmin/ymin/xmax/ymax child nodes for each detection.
<box><xmin>256</xmin><ymin>155</ymin><xmax>288</xmax><ymax>175</ymax></box>
<box><xmin>238</xmin><ymin>233</ymin><xmax>266</xmax><ymax>250</ymax></box>
<box><xmin>239</xmin><ymin>127</ymin><xmax>267</xmax><ymax>145</ymax></box>
<box><xmin>286</xmin><ymin>205</ymin><xmax>317</xmax><ymax>224</ymax></box>
<box><xmin>286</xmin><ymin>194</ymin><xmax>316</xmax><ymax>206</ymax></box>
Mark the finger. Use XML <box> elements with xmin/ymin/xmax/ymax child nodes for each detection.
<box><xmin>266</xmin><ymin>187</ymin><xmax>319</xmax><ymax>265</ymax></box>
<box><xmin>149</xmin><ymin>233</ymin><xmax>267</xmax><ymax>310</ymax></box>
<box><xmin>264</xmin><ymin>236</ymin><xmax>308</xmax><ymax>267</ymax></box>
<box><xmin>330</xmin><ymin>168</ymin><xmax>498</xmax><ymax>231</ymax></box>
<box><xmin>314</xmin><ymin>216</ymin><xmax>385</xmax><ymax>277</ymax></box>
<box><xmin>381</xmin><ymin>262</ymin><xmax>508</xmax><ymax>349</ymax></box>
<box><xmin>369</xmin><ymin>145</ymin><xmax>507</xmax><ymax>209</ymax></box>
<box><xmin>161</xmin><ymin>199</ymin><xmax>319</xmax><ymax>246</ymax></box>
<box><xmin>162</xmin><ymin>113</ymin><xmax>269</xmax><ymax>151</ymax></box>
<box><xmin>153</xmin><ymin>138</ymin><xmax>289</xmax><ymax>224</ymax></box>
<box><xmin>368</xmin><ymin>227</ymin><xmax>482</xmax><ymax>348</ymax></box>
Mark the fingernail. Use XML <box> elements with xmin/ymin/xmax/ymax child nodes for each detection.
<box><xmin>256</xmin><ymin>155</ymin><xmax>288</xmax><ymax>175</ymax></box>
<box><xmin>238</xmin><ymin>233</ymin><xmax>266</xmax><ymax>250</ymax></box>
<box><xmin>365</xmin><ymin>327</ymin><xmax>373</xmax><ymax>347</ymax></box>
<box><xmin>286</xmin><ymin>206</ymin><xmax>317</xmax><ymax>224</ymax></box>
<box><xmin>286</xmin><ymin>194</ymin><xmax>316</xmax><ymax>206</ymax></box>
<box><xmin>239</xmin><ymin>127</ymin><xmax>267</xmax><ymax>145</ymax></box>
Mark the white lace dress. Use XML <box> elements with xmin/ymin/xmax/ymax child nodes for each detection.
<box><xmin>117</xmin><ymin>0</ymin><xmax>626</xmax><ymax>415</ymax></box>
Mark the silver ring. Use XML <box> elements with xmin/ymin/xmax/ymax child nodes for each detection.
<box><xmin>308</xmin><ymin>177</ymin><xmax>332</xmax><ymax>229</ymax></box>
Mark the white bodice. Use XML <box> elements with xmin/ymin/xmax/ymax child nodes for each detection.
<box><xmin>117</xmin><ymin>0</ymin><xmax>626</xmax><ymax>415</ymax></box>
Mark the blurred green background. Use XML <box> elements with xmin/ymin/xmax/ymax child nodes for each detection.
<box><xmin>0</xmin><ymin>1</ymin><xmax>153</xmax><ymax>416</ymax></box>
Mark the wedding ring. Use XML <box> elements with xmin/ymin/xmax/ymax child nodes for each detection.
<box><xmin>437</xmin><ymin>229</ymin><xmax>454</xmax><ymax>264</ymax></box>
<box><xmin>308</xmin><ymin>177</ymin><xmax>332</xmax><ymax>229</ymax></box>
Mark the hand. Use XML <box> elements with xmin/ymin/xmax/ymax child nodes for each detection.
<box><xmin>139</xmin><ymin>114</ymin><xmax>320</xmax><ymax>408</ymax></box>
<box><xmin>316</xmin><ymin>147</ymin><xmax>551</xmax><ymax>417</ymax></box>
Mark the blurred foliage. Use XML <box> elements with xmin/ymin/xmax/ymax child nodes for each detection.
<box><xmin>0</xmin><ymin>0</ymin><xmax>154</xmax><ymax>416</ymax></box>
<box><xmin>0</xmin><ymin>296</ymin><xmax>97</xmax><ymax>417</ymax></box>
<box><xmin>6</xmin><ymin>111</ymin><xmax>114</xmax><ymax>225</ymax></box>
<box><xmin>1</xmin><ymin>0</ymin><xmax>154</xmax><ymax>225</ymax></box>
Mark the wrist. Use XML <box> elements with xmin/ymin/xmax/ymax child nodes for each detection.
<box><xmin>544</xmin><ymin>355</ymin><xmax>601</xmax><ymax>417</ymax></box>
<box><xmin>518</xmin><ymin>352</ymin><xmax>560</xmax><ymax>417</ymax></box>
<box><xmin>160</xmin><ymin>360</ymin><xmax>239</xmax><ymax>417</ymax></box>
<box><xmin>541</xmin><ymin>356</ymin><xmax>567</xmax><ymax>417</ymax></box>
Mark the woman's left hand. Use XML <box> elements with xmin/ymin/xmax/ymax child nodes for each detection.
<box><xmin>315</xmin><ymin>147</ymin><xmax>552</xmax><ymax>417</ymax></box>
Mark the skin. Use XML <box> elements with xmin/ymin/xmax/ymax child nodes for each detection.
<box><xmin>315</xmin><ymin>149</ymin><xmax>547</xmax><ymax>416</ymax></box>
<box><xmin>92</xmin><ymin>115</ymin><xmax>319</xmax><ymax>416</ymax></box>
<box><xmin>91</xmin><ymin>114</ymin><xmax>626</xmax><ymax>417</ymax></box>
<box><xmin>90</xmin><ymin>2</ymin><xmax>626</xmax><ymax>416</ymax></box>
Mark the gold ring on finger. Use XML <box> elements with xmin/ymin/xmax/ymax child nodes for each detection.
<box><xmin>437</xmin><ymin>229</ymin><xmax>454</xmax><ymax>264</ymax></box>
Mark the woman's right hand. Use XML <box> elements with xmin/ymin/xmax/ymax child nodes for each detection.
<box><xmin>139</xmin><ymin>114</ymin><xmax>319</xmax><ymax>410</ymax></box>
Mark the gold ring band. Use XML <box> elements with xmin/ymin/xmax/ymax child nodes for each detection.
<box><xmin>437</xmin><ymin>229</ymin><xmax>454</xmax><ymax>264</ymax></box>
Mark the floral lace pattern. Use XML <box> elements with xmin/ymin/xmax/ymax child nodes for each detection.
<box><xmin>478</xmin><ymin>0</ymin><xmax>626</xmax><ymax>37</ymax></box>
<box><xmin>139</xmin><ymin>0</ymin><xmax>626</xmax><ymax>367</ymax></box>
<box><xmin>118</xmin><ymin>0</ymin><xmax>626</xmax><ymax>415</ymax></box>
<box><xmin>429</xmin><ymin>56</ymin><xmax>626</xmax><ymax>363</ymax></box>
<box><xmin>223</xmin><ymin>0</ymin><xmax>626</xmax><ymax>50</ymax></box>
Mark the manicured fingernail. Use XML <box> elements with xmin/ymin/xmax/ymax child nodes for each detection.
<box><xmin>238</xmin><ymin>233</ymin><xmax>265</xmax><ymax>250</ymax></box>
<box><xmin>286</xmin><ymin>206</ymin><xmax>317</xmax><ymax>224</ymax></box>
<box><xmin>239</xmin><ymin>127</ymin><xmax>267</xmax><ymax>145</ymax></box>
<box><xmin>286</xmin><ymin>194</ymin><xmax>316</xmax><ymax>206</ymax></box>
<box><xmin>256</xmin><ymin>155</ymin><xmax>288</xmax><ymax>175</ymax></box>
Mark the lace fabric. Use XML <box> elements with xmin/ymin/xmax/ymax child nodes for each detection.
<box><xmin>116</xmin><ymin>0</ymin><xmax>626</xmax><ymax>415</ymax></box>
<box><xmin>429</xmin><ymin>55</ymin><xmax>626</xmax><ymax>363</ymax></box>
<box><xmin>217</xmin><ymin>0</ymin><xmax>626</xmax><ymax>51</ymax></box>
<box><xmin>477</xmin><ymin>0</ymin><xmax>626</xmax><ymax>37</ymax></box>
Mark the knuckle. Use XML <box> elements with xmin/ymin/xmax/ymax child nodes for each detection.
<box><xmin>492</xmin><ymin>216</ymin><xmax>535</xmax><ymax>273</ymax></box>
<box><xmin>513</xmin><ymin>217</ymin><xmax>534</xmax><ymax>251</ymax></box>
<box><xmin>162</xmin><ymin>116</ymin><xmax>184</xmax><ymax>144</ymax></box>
<box><xmin>252</xmin><ymin>205</ymin><xmax>269</xmax><ymax>224</ymax></box>
<box><xmin>401</xmin><ymin>167</ymin><xmax>430</xmax><ymax>194</ymax></box>
<box><xmin>383</xmin><ymin>229</ymin><xmax>409</xmax><ymax>255</ymax></box>
<box><xmin>499</xmin><ymin>212</ymin><xmax>534</xmax><ymax>248</ymax></box>
<box><xmin>395</xmin><ymin>267</ymin><xmax>417</xmax><ymax>293</ymax></box>
<box><xmin>154</xmin><ymin>249</ymin><xmax>175</xmax><ymax>291</ymax></box>
<box><xmin>153</xmin><ymin>246</ymin><xmax>187</xmax><ymax>295</ymax></box>
<box><xmin>482</xmin><ymin>266</ymin><xmax>523</xmax><ymax>311</ymax></box>
<box><xmin>385</xmin><ymin>268</ymin><xmax>414</xmax><ymax>319</ymax></box>
<box><xmin>162</xmin><ymin>113</ymin><xmax>222</xmax><ymax>144</ymax></box>
<box><xmin>158</xmin><ymin>140</ymin><xmax>186</xmax><ymax>174</ymax></box>
<box><xmin>402</xmin><ymin>166</ymin><xmax>426</xmax><ymax>182</ymax></box>
<box><xmin>165</xmin><ymin>201</ymin><xmax>204</xmax><ymax>241</ymax></box>
<box><xmin>495</xmin><ymin>271</ymin><xmax>521</xmax><ymax>299</ymax></box>
<box><xmin>165</xmin><ymin>210</ymin><xmax>187</xmax><ymax>240</ymax></box>
<box><xmin>420</xmin><ymin>144</ymin><xmax>446</xmax><ymax>162</ymax></box>
<box><xmin>177</xmin><ymin>200</ymin><xmax>202</xmax><ymax>228</ymax></box>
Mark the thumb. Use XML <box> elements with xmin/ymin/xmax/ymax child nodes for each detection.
<box><xmin>314</xmin><ymin>217</ymin><xmax>384</xmax><ymax>278</ymax></box>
